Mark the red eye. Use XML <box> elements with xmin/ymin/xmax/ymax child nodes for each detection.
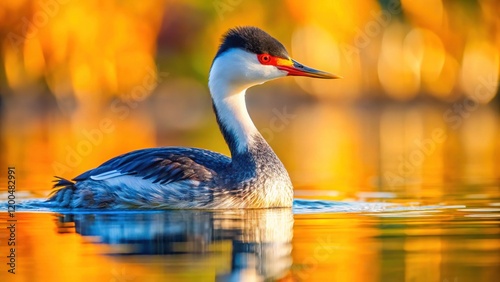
<box><xmin>258</xmin><ymin>54</ymin><xmax>272</xmax><ymax>65</ymax></box>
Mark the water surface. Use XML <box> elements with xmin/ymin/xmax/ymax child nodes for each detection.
<box><xmin>0</xmin><ymin>103</ymin><xmax>499</xmax><ymax>281</ymax></box>
<box><xmin>0</xmin><ymin>192</ymin><xmax>498</xmax><ymax>281</ymax></box>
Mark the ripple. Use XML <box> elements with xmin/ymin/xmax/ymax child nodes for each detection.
<box><xmin>356</xmin><ymin>192</ymin><xmax>397</xmax><ymax>199</ymax></box>
<box><xmin>458</xmin><ymin>208</ymin><xmax>500</xmax><ymax>212</ymax></box>
<box><xmin>292</xmin><ymin>199</ymin><xmax>394</xmax><ymax>214</ymax></box>
<box><xmin>464</xmin><ymin>214</ymin><xmax>500</xmax><ymax>218</ymax></box>
<box><xmin>0</xmin><ymin>198</ymin><xmax>469</xmax><ymax>215</ymax></box>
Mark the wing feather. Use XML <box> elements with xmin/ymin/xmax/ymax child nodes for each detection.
<box><xmin>74</xmin><ymin>147</ymin><xmax>230</xmax><ymax>185</ymax></box>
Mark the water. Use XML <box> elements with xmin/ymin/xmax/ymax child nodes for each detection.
<box><xmin>0</xmin><ymin>193</ymin><xmax>498</xmax><ymax>282</ymax></box>
<box><xmin>0</xmin><ymin>102</ymin><xmax>499</xmax><ymax>281</ymax></box>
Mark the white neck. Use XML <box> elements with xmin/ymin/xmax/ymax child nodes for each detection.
<box><xmin>212</xmin><ymin>90</ymin><xmax>258</xmax><ymax>154</ymax></box>
<box><xmin>208</xmin><ymin>49</ymin><xmax>286</xmax><ymax>155</ymax></box>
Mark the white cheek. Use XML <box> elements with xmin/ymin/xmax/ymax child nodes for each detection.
<box><xmin>209</xmin><ymin>49</ymin><xmax>287</xmax><ymax>95</ymax></box>
<box><xmin>263</xmin><ymin>65</ymin><xmax>288</xmax><ymax>80</ymax></box>
<box><xmin>243</xmin><ymin>63</ymin><xmax>284</xmax><ymax>83</ymax></box>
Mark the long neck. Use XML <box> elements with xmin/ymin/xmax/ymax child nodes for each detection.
<box><xmin>208</xmin><ymin>49</ymin><xmax>280</xmax><ymax>162</ymax></box>
<box><xmin>212</xmin><ymin>91</ymin><xmax>265</xmax><ymax>158</ymax></box>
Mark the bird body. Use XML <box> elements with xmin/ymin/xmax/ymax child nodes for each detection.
<box><xmin>48</xmin><ymin>26</ymin><xmax>338</xmax><ymax>209</ymax></box>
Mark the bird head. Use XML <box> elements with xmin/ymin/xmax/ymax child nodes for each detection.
<box><xmin>209</xmin><ymin>26</ymin><xmax>340</xmax><ymax>98</ymax></box>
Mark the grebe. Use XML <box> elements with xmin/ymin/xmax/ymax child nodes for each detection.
<box><xmin>48</xmin><ymin>26</ymin><xmax>339</xmax><ymax>209</ymax></box>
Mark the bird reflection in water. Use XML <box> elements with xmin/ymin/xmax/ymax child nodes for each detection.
<box><xmin>55</xmin><ymin>209</ymin><xmax>293</xmax><ymax>281</ymax></box>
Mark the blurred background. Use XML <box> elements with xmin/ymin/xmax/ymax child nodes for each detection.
<box><xmin>0</xmin><ymin>0</ymin><xmax>499</xmax><ymax>197</ymax></box>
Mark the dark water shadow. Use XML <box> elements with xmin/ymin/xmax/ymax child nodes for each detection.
<box><xmin>55</xmin><ymin>209</ymin><xmax>293</xmax><ymax>281</ymax></box>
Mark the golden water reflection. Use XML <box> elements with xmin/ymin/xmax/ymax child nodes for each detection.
<box><xmin>0</xmin><ymin>209</ymin><xmax>294</xmax><ymax>281</ymax></box>
<box><xmin>1</xmin><ymin>92</ymin><xmax>498</xmax><ymax>281</ymax></box>
<box><xmin>1</xmin><ymin>97</ymin><xmax>499</xmax><ymax>197</ymax></box>
<box><xmin>0</xmin><ymin>204</ymin><xmax>498</xmax><ymax>281</ymax></box>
